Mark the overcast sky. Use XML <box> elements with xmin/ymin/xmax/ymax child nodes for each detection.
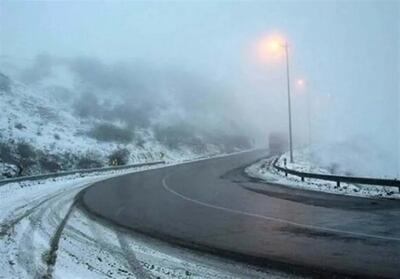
<box><xmin>0</xmin><ymin>0</ymin><xmax>399</xmax><ymax>177</ymax></box>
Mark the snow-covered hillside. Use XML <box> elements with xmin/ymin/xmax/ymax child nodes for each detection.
<box><xmin>0</xmin><ymin>72</ymin><xmax>244</xmax><ymax>178</ymax></box>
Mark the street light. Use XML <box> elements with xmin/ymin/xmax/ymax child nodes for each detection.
<box><xmin>260</xmin><ymin>37</ymin><xmax>294</xmax><ymax>163</ymax></box>
<box><xmin>283</xmin><ymin>42</ymin><xmax>294</xmax><ymax>163</ymax></box>
<box><xmin>296</xmin><ymin>78</ymin><xmax>311</xmax><ymax>148</ymax></box>
<box><xmin>296</xmin><ymin>79</ymin><xmax>305</xmax><ymax>87</ymax></box>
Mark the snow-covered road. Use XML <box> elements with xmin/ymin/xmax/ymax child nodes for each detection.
<box><xmin>0</xmin><ymin>164</ymin><xmax>294</xmax><ymax>279</ymax></box>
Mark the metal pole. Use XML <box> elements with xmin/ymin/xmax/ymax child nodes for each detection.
<box><xmin>307</xmin><ymin>89</ymin><xmax>311</xmax><ymax>147</ymax></box>
<box><xmin>284</xmin><ymin>43</ymin><xmax>294</xmax><ymax>163</ymax></box>
<box><xmin>306</xmin><ymin>89</ymin><xmax>312</xmax><ymax>163</ymax></box>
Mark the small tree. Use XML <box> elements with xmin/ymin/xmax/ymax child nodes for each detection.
<box><xmin>77</xmin><ymin>153</ymin><xmax>103</xmax><ymax>169</ymax></box>
<box><xmin>108</xmin><ymin>148</ymin><xmax>130</xmax><ymax>166</ymax></box>
<box><xmin>39</xmin><ymin>155</ymin><xmax>61</xmax><ymax>173</ymax></box>
<box><xmin>16</xmin><ymin>142</ymin><xmax>37</xmax><ymax>175</ymax></box>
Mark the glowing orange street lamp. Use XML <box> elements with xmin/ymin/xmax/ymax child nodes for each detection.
<box><xmin>260</xmin><ymin>36</ymin><xmax>294</xmax><ymax>163</ymax></box>
<box><xmin>269</xmin><ymin>40</ymin><xmax>281</xmax><ymax>53</ymax></box>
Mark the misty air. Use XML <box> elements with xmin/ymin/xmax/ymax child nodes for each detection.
<box><xmin>0</xmin><ymin>1</ymin><xmax>399</xmax><ymax>278</ymax></box>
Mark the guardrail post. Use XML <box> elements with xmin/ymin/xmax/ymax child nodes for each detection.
<box><xmin>301</xmin><ymin>177</ymin><xmax>304</xmax><ymax>182</ymax></box>
<box><xmin>336</xmin><ymin>181</ymin><xmax>340</xmax><ymax>188</ymax></box>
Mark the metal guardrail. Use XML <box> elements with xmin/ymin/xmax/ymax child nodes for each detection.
<box><xmin>272</xmin><ymin>158</ymin><xmax>400</xmax><ymax>192</ymax></box>
<box><xmin>0</xmin><ymin>160</ymin><xmax>165</xmax><ymax>186</ymax></box>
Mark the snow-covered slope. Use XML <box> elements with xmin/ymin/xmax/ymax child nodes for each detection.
<box><xmin>0</xmin><ymin>73</ymin><xmax>227</xmax><ymax>178</ymax></box>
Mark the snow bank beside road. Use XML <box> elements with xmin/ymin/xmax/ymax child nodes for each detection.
<box><xmin>246</xmin><ymin>150</ymin><xmax>400</xmax><ymax>199</ymax></box>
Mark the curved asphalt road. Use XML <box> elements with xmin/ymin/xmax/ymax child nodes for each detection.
<box><xmin>79</xmin><ymin>150</ymin><xmax>400</xmax><ymax>278</ymax></box>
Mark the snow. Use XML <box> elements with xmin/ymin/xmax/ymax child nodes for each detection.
<box><xmin>307</xmin><ymin>142</ymin><xmax>399</xmax><ymax>179</ymax></box>
<box><xmin>246</xmin><ymin>149</ymin><xmax>400</xmax><ymax>199</ymax></box>
<box><xmin>0</xmin><ymin>158</ymin><xmax>296</xmax><ymax>279</ymax></box>
<box><xmin>0</xmin><ymin>76</ymin><xmax>227</xmax><ymax>178</ymax></box>
<box><xmin>0</xmin><ymin>162</ymin><xmax>18</xmax><ymax>178</ymax></box>
<box><xmin>0</xmin><ymin>70</ymin><xmax>292</xmax><ymax>278</ymax></box>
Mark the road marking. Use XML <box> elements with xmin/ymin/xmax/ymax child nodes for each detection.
<box><xmin>162</xmin><ymin>173</ymin><xmax>400</xmax><ymax>242</ymax></box>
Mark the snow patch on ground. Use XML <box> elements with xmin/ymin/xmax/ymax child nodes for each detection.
<box><xmin>246</xmin><ymin>149</ymin><xmax>400</xmax><ymax>199</ymax></box>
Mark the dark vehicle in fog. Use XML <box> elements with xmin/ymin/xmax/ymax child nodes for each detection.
<box><xmin>268</xmin><ymin>132</ymin><xmax>288</xmax><ymax>155</ymax></box>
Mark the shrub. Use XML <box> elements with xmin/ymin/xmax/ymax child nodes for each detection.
<box><xmin>15</xmin><ymin>123</ymin><xmax>26</xmax><ymax>130</ymax></box>
<box><xmin>17</xmin><ymin>142</ymin><xmax>37</xmax><ymax>159</ymax></box>
<box><xmin>0</xmin><ymin>142</ymin><xmax>17</xmax><ymax>165</ymax></box>
<box><xmin>39</xmin><ymin>155</ymin><xmax>61</xmax><ymax>173</ymax></box>
<box><xmin>77</xmin><ymin>154</ymin><xmax>103</xmax><ymax>169</ymax></box>
<box><xmin>108</xmin><ymin>148</ymin><xmax>130</xmax><ymax>166</ymax></box>
<box><xmin>16</xmin><ymin>142</ymin><xmax>37</xmax><ymax>173</ymax></box>
<box><xmin>88</xmin><ymin>123</ymin><xmax>133</xmax><ymax>143</ymax></box>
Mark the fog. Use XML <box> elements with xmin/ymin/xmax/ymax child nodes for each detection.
<box><xmin>0</xmin><ymin>1</ymin><xmax>399</xmax><ymax>177</ymax></box>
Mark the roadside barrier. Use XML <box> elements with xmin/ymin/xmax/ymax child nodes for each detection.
<box><xmin>0</xmin><ymin>160</ymin><xmax>165</xmax><ymax>186</ymax></box>
<box><xmin>272</xmin><ymin>158</ymin><xmax>400</xmax><ymax>192</ymax></box>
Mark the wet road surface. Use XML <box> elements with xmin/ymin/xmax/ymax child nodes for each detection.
<box><xmin>79</xmin><ymin>150</ymin><xmax>400</xmax><ymax>278</ymax></box>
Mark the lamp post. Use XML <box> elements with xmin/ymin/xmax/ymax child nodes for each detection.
<box><xmin>306</xmin><ymin>86</ymin><xmax>311</xmax><ymax>147</ymax></box>
<box><xmin>259</xmin><ymin>36</ymin><xmax>295</xmax><ymax>163</ymax></box>
<box><xmin>283</xmin><ymin>43</ymin><xmax>294</xmax><ymax>163</ymax></box>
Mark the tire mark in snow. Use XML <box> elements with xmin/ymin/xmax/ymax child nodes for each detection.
<box><xmin>43</xmin><ymin>200</ymin><xmax>77</xmax><ymax>279</ymax></box>
<box><xmin>14</xmin><ymin>190</ymin><xmax>72</xmax><ymax>278</ymax></box>
<box><xmin>113</xmin><ymin>205</ymin><xmax>150</xmax><ymax>277</ymax></box>
<box><xmin>2</xmin><ymin>177</ymin><xmax>129</xmax><ymax>278</ymax></box>
<box><xmin>116</xmin><ymin>231</ymin><xmax>152</xmax><ymax>279</ymax></box>
<box><xmin>16</xmin><ymin>205</ymin><xmax>49</xmax><ymax>279</ymax></box>
<box><xmin>11</xmin><ymin>186</ymin><xmax>85</xmax><ymax>278</ymax></box>
<box><xmin>0</xmin><ymin>190</ymin><xmax>67</xmax><ymax>238</ymax></box>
